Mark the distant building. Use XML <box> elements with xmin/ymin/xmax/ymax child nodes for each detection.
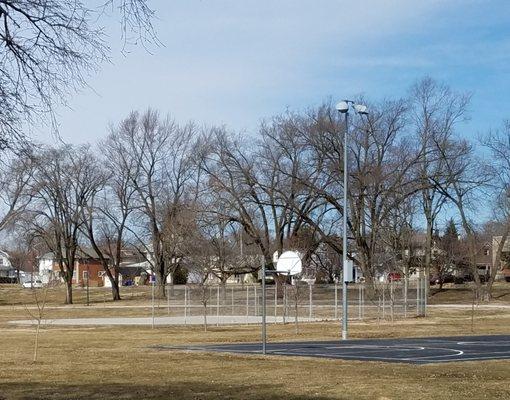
<box><xmin>0</xmin><ymin>250</ymin><xmax>16</xmax><ymax>282</ymax></box>
<box><xmin>492</xmin><ymin>236</ymin><xmax>510</xmax><ymax>281</ymax></box>
<box><xmin>475</xmin><ymin>242</ymin><xmax>492</xmax><ymax>277</ymax></box>
<box><xmin>38</xmin><ymin>248</ymin><xmax>109</xmax><ymax>287</ymax></box>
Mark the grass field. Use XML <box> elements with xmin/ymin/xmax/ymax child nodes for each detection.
<box><xmin>1</xmin><ymin>284</ymin><xmax>510</xmax><ymax>399</ymax></box>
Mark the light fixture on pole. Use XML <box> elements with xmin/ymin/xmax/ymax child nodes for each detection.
<box><xmin>335</xmin><ymin>99</ymin><xmax>368</xmax><ymax>341</ymax></box>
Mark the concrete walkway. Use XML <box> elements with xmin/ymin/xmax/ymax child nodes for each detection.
<box><xmin>9</xmin><ymin>315</ymin><xmax>322</xmax><ymax>326</ymax></box>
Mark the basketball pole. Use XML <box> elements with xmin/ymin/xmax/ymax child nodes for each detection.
<box><xmin>263</xmin><ymin>252</ymin><xmax>302</xmax><ymax>354</ymax></box>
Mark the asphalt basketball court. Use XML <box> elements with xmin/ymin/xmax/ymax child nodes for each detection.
<box><xmin>155</xmin><ymin>335</ymin><xmax>510</xmax><ymax>364</ymax></box>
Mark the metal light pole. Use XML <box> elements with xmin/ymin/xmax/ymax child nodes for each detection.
<box><xmin>336</xmin><ymin>100</ymin><xmax>368</xmax><ymax>340</ymax></box>
<box><xmin>342</xmin><ymin>108</ymin><xmax>349</xmax><ymax>340</ymax></box>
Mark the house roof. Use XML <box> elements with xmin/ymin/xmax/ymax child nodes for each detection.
<box><xmin>39</xmin><ymin>247</ymin><xmax>110</xmax><ymax>261</ymax></box>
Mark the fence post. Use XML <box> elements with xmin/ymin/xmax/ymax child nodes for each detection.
<box><xmin>390</xmin><ymin>280</ymin><xmax>394</xmax><ymax>322</ymax></box>
<box><xmin>358</xmin><ymin>283</ymin><xmax>362</xmax><ymax>320</ymax></box>
<box><xmin>416</xmin><ymin>277</ymin><xmax>420</xmax><ymax>317</ymax></box>
<box><xmin>274</xmin><ymin>283</ymin><xmax>277</xmax><ymax>324</ymax></box>
<box><xmin>231</xmin><ymin>286</ymin><xmax>234</xmax><ymax>323</ymax></box>
<box><xmin>382</xmin><ymin>285</ymin><xmax>386</xmax><ymax>320</ymax></box>
<box><xmin>283</xmin><ymin>284</ymin><xmax>287</xmax><ymax>324</ymax></box>
<box><xmin>151</xmin><ymin>278</ymin><xmax>155</xmax><ymax>329</ymax></box>
<box><xmin>423</xmin><ymin>277</ymin><xmax>429</xmax><ymax>317</ymax></box>
<box><xmin>167</xmin><ymin>285</ymin><xmax>170</xmax><ymax>316</ymax></box>
<box><xmin>246</xmin><ymin>285</ymin><xmax>249</xmax><ymax>323</ymax></box>
<box><xmin>334</xmin><ymin>283</ymin><xmax>338</xmax><ymax>320</ymax></box>
<box><xmin>309</xmin><ymin>283</ymin><xmax>313</xmax><ymax>319</ymax></box>
<box><xmin>404</xmin><ymin>275</ymin><xmax>408</xmax><ymax>318</ymax></box>
<box><xmin>361</xmin><ymin>283</ymin><xmax>364</xmax><ymax>320</ymax></box>
<box><xmin>216</xmin><ymin>285</ymin><xmax>220</xmax><ymax>326</ymax></box>
<box><xmin>377</xmin><ymin>294</ymin><xmax>381</xmax><ymax>325</ymax></box>
<box><xmin>184</xmin><ymin>286</ymin><xmax>187</xmax><ymax>325</ymax></box>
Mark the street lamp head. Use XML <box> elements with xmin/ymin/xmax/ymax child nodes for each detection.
<box><xmin>335</xmin><ymin>101</ymin><xmax>349</xmax><ymax>113</ymax></box>
<box><xmin>354</xmin><ymin>104</ymin><xmax>368</xmax><ymax>115</ymax></box>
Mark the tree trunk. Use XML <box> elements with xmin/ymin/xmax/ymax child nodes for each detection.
<box><xmin>220</xmin><ymin>278</ymin><xmax>228</xmax><ymax>301</ymax></box>
<box><xmin>65</xmin><ymin>279</ymin><xmax>73</xmax><ymax>304</ymax></box>
<box><xmin>103</xmin><ymin>266</ymin><xmax>122</xmax><ymax>301</ymax></box>
<box><xmin>111</xmin><ymin>279</ymin><xmax>121</xmax><ymax>301</ymax></box>
<box><xmin>274</xmin><ymin>274</ymin><xmax>287</xmax><ymax>298</ymax></box>
<box><xmin>33</xmin><ymin>321</ymin><xmax>41</xmax><ymax>363</ymax></box>
<box><xmin>155</xmin><ymin>274</ymin><xmax>166</xmax><ymax>299</ymax></box>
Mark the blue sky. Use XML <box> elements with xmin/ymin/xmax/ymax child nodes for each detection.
<box><xmin>36</xmin><ymin>0</ymin><xmax>510</xmax><ymax>144</ymax></box>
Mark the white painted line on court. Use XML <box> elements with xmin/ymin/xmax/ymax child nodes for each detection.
<box><xmin>290</xmin><ymin>352</ymin><xmax>414</xmax><ymax>362</ymax></box>
<box><xmin>403</xmin><ymin>348</ymin><xmax>464</xmax><ymax>360</ymax></box>
<box><xmin>457</xmin><ymin>341</ymin><xmax>510</xmax><ymax>346</ymax></box>
<box><xmin>324</xmin><ymin>345</ymin><xmax>426</xmax><ymax>352</ymax></box>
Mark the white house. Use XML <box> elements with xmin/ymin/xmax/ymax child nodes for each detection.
<box><xmin>0</xmin><ymin>250</ymin><xmax>14</xmax><ymax>279</ymax></box>
<box><xmin>37</xmin><ymin>252</ymin><xmax>58</xmax><ymax>284</ymax></box>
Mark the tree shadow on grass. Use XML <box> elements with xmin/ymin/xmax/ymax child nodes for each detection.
<box><xmin>0</xmin><ymin>381</ymin><xmax>344</xmax><ymax>400</ymax></box>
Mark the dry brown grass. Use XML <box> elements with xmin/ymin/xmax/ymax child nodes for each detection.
<box><xmin>1</xmin><ymin>284</ymin><xmax>510</xmax><ymax>399</ymax></box>
<box><xmin>428</xmin><ymin>282</ymin><xmax>510</xmax><ymax>304</ymax></box>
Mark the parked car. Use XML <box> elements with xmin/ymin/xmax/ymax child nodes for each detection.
<box><xmin>22</xmin><ymin>280</ymin><xmax>43</xmax><ymax>288</ymax></box>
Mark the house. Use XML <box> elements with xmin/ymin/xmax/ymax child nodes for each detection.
<box><xmin>0</xmin><ymin>250</ymin><xmax>16</xmax><ymax>283</ymax></box>
<box><xmin>38</xmin><ymin>252</ymin><xmax>56</xmax><ymax>284</ymax></box>
<box><xmin>116</xmin><ymin>247</ymin><xmax>153</xmax><ymax>285</ymax></box>
<box><xmin>38</xmin><ymin>248</ymin><xmax>109</xmax><ymax>287</ymax></box>
<box><xmin>475</xmin><ymin>242</ymin><xmax>492</xmax><ymax>277</ymax></box>
<box><xmin>492</xmin><ymin>236</ymin><xmax>510</xmax><ymax>281</ymax></box>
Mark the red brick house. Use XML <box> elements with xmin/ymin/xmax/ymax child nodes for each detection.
<box><xmin>42</xmin><ymin>248</ymin><xmax>109</xmax><ymax>287</ymax></box>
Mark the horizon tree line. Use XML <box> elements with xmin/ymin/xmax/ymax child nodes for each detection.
<box><xmin>0</xmin><ymin>77</ymin><xmax>509</xmax><ymax>303</ymax></box>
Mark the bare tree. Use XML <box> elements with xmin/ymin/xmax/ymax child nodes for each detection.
<box><xmin>283</xmin><ymin>101</ymin><xmax>422</xmax><ymax>291</ymax></box>
<box><xmin>81</xmin><ymin>134</ymin><xmax>139</xmax><ymax>301</ymax></box>
<box><xmin>0</xmin><ymin>154</ymin><xmax>35</xmax><ymax>232</ymax></box>
<box><xmin>379</xmin><ymin>193</ymin><xmax>419</xmax><ymax>292</ymax></box>
<box><xmin>197</xmin><ymin>212</ymin><xmax>259</xmax><ymax>291</ymax></box>
<box><xmin>186</xmin><ymin>226</ymin><xmax>217</xmax><ymax>332</ymax></box>
<box><xmin>29</xmin><ymin>145</ymin><xmax>103</xmax><ymax>304</ymax></box>
<box><xmin>200</xmin><ymin>125</ymin><xmax>321</xmax><ymax>273</ymax></box>
<box><xmin>433</xmin><ymin>218</ymin><xmax>464</xmax><ymax>290</ymax></box>
<box><xmin>432</xmin><ymin>138</ymin><xmax>492</xmax><ymax>299</ymax></box>
<box><xmin>108</xmin><ymin>110</ymin><xmax>199</xmax><ymax>298</ymax></box>
<box><xmin>410</xmin><ymin>77</ymin><xmax>470</xmax><ymax>292</ymax></box>
<box><xmin>0</xmin><ymin>0</ymin><xmax>156</xmax><ymax>148</ymax></box>
<box><xmin>23</xmin><ymin>280</ymin><xmax>55</xmax><ymax>363</ymax></box>
<box><xmin>482</xmin><ymin>120</ymin><xmax>510</xmax><ymax>296</ymax></box>
<box><xmin>308</xmin><ymin>242</ymin><xmax>341</xmax><ymax>283</ymax></box>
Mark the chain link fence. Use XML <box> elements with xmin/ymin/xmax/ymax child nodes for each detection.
<box><xmin>160</xmin><ymin>279</ymin><xmax>428</xmax><ymax>324</ymax></box>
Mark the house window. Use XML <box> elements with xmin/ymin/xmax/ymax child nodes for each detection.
<box><xmin>485</xmin><ymin>249</ymin><xmax>490</xmax><ymax>256</ymax></box>
<box><xmin>83</xmin><ymin>271</ymin><xmax>89</xmax><ymax>279</ymax></box>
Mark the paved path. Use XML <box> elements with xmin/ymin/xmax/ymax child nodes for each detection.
<box><xmin>157</xmin><ymin>334</ymin><xmax>510</xmax><ymax>364</ymax></box>
<box><xmin>9</xmin><ymin>315</ymin><xmax>320</xmax><ymax>326</ymax></box>
<box><xmin>3</xmin><ymin>303</ymin><xmax>510</xmax><ymax>311</ymax></box>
